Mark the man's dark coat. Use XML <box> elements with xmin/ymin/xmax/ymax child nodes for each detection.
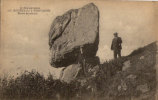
<box><xmin>111</xmin><ymin>37</ymin><xmax>122</xmax><ymax>51</ymax></box>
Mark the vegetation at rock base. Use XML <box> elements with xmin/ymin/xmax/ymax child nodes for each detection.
<box><xmin>0</xmin><ymin>42</ymin><xmax>157</xmax><ymax>100</ymax></box>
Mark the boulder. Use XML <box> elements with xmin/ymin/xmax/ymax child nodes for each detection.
<box><xmin>57</xmin><ymin>57</ymin><xmax>100</xmax><ymax>83</ymax></box>
<box><xmin>49</xmin><ymin>3</ymin><xmax>99</xmax><ymax>67</ymax></box>
<box><xmin>122</xmin><ymin>60</ymin><xmax>131</xmax><ymax>71</ymax></box>
<box><xmin>136</xmin><ymin>84</ymin><xmax>149</xmax><ymax>93</ymax></box>
<box><xmin>60</xmin><ymin>64</ymin><xmax>82</xmax><ymax>83</ymax></box>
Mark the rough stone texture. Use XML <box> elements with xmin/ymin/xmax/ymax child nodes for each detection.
<box><xmin>118</xmin><ymin>80</ymin><xmax>127</xmax><ymax>91</ymax></box>
<box><xmin>126</xmin><ymin>74</ymin><xmax>137</xmax><ymax>80</ymax></box>
<box><xmin>58</xmin><ymin>60</ymin><xmax>100</xmax><ymax>83</ymax></box>
<box><xmin>136</xmin><ymin>84</ymin><xmax>149</xmax><ymax>93</ymax></box>
<box><xmin>122</xmin><ymin>60</ymin><xmax>131</xmax><ymax>71</ymax></box>
<box><xmin>49</xmin><ymin>3</ymin><xmax>99</xmax><ymax>67</ymax></box>
<box><xmin>60</xmin><ymin>64</ymin><xmax>82</xmax><ymax>83</ymax></box>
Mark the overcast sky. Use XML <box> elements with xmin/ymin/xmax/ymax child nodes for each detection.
<box><xmin>0</xmin><ymin>0</ymin><xmax>157</xmax><ymax>77</ymax></box>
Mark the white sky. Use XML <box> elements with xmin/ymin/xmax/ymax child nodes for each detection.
<box><xmin>0</xmin><ymin>0</ymin><xmax>157</xmax><ymax>77</ymax></box>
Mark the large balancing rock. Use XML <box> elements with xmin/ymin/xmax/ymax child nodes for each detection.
<box><xmin>49</xmin><ymin>3</ymin><xmax>99</xmax><ymax>67</ymax></box>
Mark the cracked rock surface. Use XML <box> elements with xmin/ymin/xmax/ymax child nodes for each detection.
<box><xmin>48</xmin><ymin>3</ymin><xmax>99</xmax><ymax>67</ymax></box>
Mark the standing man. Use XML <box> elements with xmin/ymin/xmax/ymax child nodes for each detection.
<box><xmin>111</xmin><ymin>32</ymin><xmax>122</xmax><ymax>59</ymax></box>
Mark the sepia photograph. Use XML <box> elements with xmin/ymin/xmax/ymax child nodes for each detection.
<box><xmin>0</xmin><ymin>0</ymin><xmax>158</xmax><ymax>100</ymax></box>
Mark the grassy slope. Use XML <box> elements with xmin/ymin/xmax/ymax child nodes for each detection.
<box><xmin>99</xmin><ymin>41</ymin><xmax>157</xmax><ymax>100</ymax></box>
<box><xmin>0</xmin><ymin>42</ymin><xmax>157</xmax><ymax>100</ymax></box>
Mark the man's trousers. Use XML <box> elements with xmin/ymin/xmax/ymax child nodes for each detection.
<box><xmin>113</xmin><ymin>49</ymin><xmax>121</xmax><ymax>59</ymax></box>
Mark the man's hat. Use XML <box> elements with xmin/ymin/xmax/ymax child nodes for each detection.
<box><xmin>114</xmin><ymin>32</ymin><xmax>118</xmax><ymax>35</ymax></box>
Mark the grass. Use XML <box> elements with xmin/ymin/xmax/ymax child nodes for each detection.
<box><xmin>99</xmin><ymin>41</ymin><xmax>157</xmax><ymax>100</ymax></box>
<box><xmin>0</xmin><ymin>41</ymin><xmax>157</xmax><ymax>100</ymax></box>
<box><xmin>0</xmin><ymin>58</ymin><xmax>128</xmax><ymax>100</ymax></box>
<box><xmin>0</xmin><ymin>57</ymin><xmax>128</xmax><ymax>100</ymax></box>
<box><xmin>0</xmin><ymin>71</ymin><xmax>81</xmax><ymax>100</ymax></box>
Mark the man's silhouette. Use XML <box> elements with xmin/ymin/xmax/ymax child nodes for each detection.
<box><xmin>111</xmin><ymin>32</ymin><xmax>122</xmax><ymax>59</ymax></box>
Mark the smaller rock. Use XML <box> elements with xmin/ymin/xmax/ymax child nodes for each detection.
<box><xmin>118</xmin><ymin>80</ymin><xmax>127</xmax><ymax>91</ymax></box>
<box><xmin>87</xmin><ymin>85</ymin><xmax>91</xmax><ymax>90</ymax></box>
<box><xmin>79</xmin><ymin>79</ymin><xmax>87</xmax><ymax>86</ymax></box>
<box><xmin>118</xmin><ymin>85</ymin><xmax>122</xmax><ymax>91</ymax></box>
<box><xmin>136</xmin><ymin>83</ymin><xmax>149</xmax><ymax>93</ymax></box>
<box><xmin>52</xmin><ymin>67</ymin><xmax>65</xmax><ymax>79</ymax></box>
<box><xmin>122</xmin><ymin>60</ymin><xmax>131</xmax><ymax>71</ymax></box>
<box><xmin>88</xmin><ymin>65</ymin><xmax>100</xmax><ymax>77</ymax></box>
<box><xmin>140</xmin><ymin>56</ymin><xmax>145</xmax><ymax>60</ymax></box>
<box><xmin>90</xmin><ymin>65</ymin><xmax>99</xmax><ymax>72</ymax></box>
<box><xmin>92</xmin><ymin>71</ymin><xmax>97</xmax><ymax>77</ymax></box>
<box><xmin>60</xmin><ymin>64</ymin><xmax>82</xmax><ymax>83</ymax></box>
<box><xmin>127</xmin><ymin>74</ymin><xmax>137</xmax><ymax>80</ymax></box>
<box><xmin>121</xmin><ymin>81</ymin><xmax>127</xmax><ymax>91</ymax></box>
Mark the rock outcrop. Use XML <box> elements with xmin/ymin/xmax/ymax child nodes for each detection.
<box><xmin>49</xmin><ymin>3</ymin><xmax>99</xmax><ymax>67</ymax></box>
<box><xmin>58</xmin><ymin>57</ymin><xmax>100</xmax><ymax>83</ymax></box>
<box><xmin>60</xmin><ymin>64</ymin><xmax>82</xmax><ymax>83</ymax></box>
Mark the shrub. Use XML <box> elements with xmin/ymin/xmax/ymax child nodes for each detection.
<box><xmin>0</xmin><ymin>70</ymin><xmax>82</xmax><ymax>100</ymax></box>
